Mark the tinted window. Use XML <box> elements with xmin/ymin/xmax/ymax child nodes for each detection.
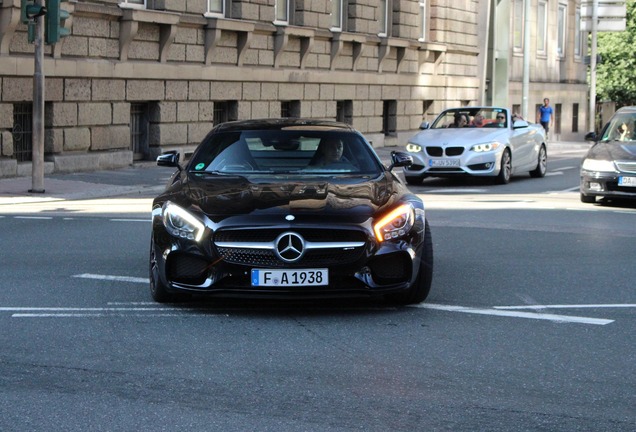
<box><xmin>601</xmin><ymin>112</ymin><xmax>636</xmax><ymax>142</ymax></box>
<box><xmin>188</xmin><ymin>130</ymin><xmax>382</xmax><ymax>175</ymax></box>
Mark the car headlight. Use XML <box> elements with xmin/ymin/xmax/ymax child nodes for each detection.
<box><xmin>162</xmin><ymin>201</ymin><xmax>205</xmax><ymax>242</ymax></box>
<box><xmin>406</xmin><ymin>143</ymin><xmax>422</xmax><ymax>153</ymax></box>
<box><xmin>471</xmin><ymin>142</ymin><xmax>501</xmax><ymax>152</ymax></box>
<box><xmin>374</xmin><ymin>204</ymin><xmax>415</xmax><ymax>242</ymax></box>
<box><xmin>581</xmin><ymin>158</ymin><xmax>616</xmax><ymax>172</ymax></box>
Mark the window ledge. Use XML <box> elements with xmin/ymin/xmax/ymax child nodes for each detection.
<box><xmin>119</xmin><ymin>8</ymin><xmax>180</xmax><ymax>62</ymax></box>
<box><xmin>205</xmin><ymin>18</ymin><xmax>255</xmax><ymax>66</ymax></box>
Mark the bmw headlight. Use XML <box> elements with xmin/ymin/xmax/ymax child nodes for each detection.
<box><xmin>406</xmin><ymin>143</ymin><xmax>423</xmax><ymax>153</ymax></box>
<box><xmin>581</xmin><ymin>158</ymin><xmax>616</xmax><ymax>172</ymax></box>
<box><xmin>162</xmin><ymin>201</ymin><xmax>205</xmax><ymax>242</ymax></box>
<box><xmin>374</xmin><ymin>204</ymin><xmax>415</xmax><ymax>242</ymax></box>
<box><xmin>471</xmin><ymin>142</ymin><xmax>501</xmax><ymax>152</ymax></box>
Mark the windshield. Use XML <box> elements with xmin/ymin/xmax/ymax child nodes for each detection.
<box><xmin>431</xmin><ymin>108</ymin><xmax>507</xmax><ymax>129</ymax></box>
<box><xmin>600</xmin><ymin>112</ymin><xmax>636</xmax><ymax>142</ymax></box>
<box><xmin>188</xmin><ymin>130</ymin><xmax>383</xmax><ymax>175</ymax></box>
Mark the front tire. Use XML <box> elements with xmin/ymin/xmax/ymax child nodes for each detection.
<box><xmin>387</xmin><ymin>220</ymin><xmax>433</xmax><ymax>305</ymax></box>
<box><xmin>495</xmin><ymin>149</ymin><xmax>512</xmax><ymax>184</ymax></box>
<box><xmin>149</xmin><ymin>237</ymin><xmax>180</xmax><ymax>303</ymax></box>
<box><xmin>405</xmin><ymin>176</ymin><xmax>424</xmax><ymax>186</ymax></box>
<box><xmin>529</xmin><ymin>145</ymin><xmax>547</xmax><ymax>178</ymax></box>
<box><xmin>580</xmin><ymin>193</ymin><xmax>596</xmax><ymax>204</ymax></box>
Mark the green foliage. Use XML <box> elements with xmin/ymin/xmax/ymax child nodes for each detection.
<box><xmin>597</xmin><ymin>1</ymin><xmax>636</xmax><ymax>106</ymax></box>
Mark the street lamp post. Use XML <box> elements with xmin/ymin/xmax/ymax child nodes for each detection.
<box><xmin>30</xmin><ymin>0</ymin><xmax>45</xmax><ymax>193</ymax></box>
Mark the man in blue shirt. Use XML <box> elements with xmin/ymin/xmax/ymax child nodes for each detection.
<box><xmin>537</xmin><ymin>98</ymin><xmax>553</xmax><ymax>139</ymax></box>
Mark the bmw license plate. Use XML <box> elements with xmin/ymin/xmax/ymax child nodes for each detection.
<box><xmin>251</xmin><ymin>269</ymin><xmax>328</xmax><ymax>286</ymax></box>
<box><xmin>618</xmin><ymin>176</ymin><xmax>636</xmax><ymax>187</ymax></box>
<box><xmin>430</xmin><ymin>159</ymin><xmax>460</xmax><ymax>167</ymax></box>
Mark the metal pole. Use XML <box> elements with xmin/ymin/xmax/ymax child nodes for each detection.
<box><xmin>521</xmin><ymin>0</ymin><xmax>531</xmax><ymax>120</ymax></box>
<box><xmin>589</xmin><ymin>0</ymin><xmax>598</xmax><ymax>133</ymax></box>
<box><xmin>31</xmin><ymin>0</ymin><xmax>45</xmax><ymax>193</ymax></box>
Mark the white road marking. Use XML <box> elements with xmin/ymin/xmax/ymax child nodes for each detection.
<box><xmin>14</xmin><ymin>216</ymin><xmax>52</xmax><ymax>220</ymax></box>
<box><xmin>545</xmin><ymin>171</ymin><xmax>564</xmax><ymax>177</ymax></box>
<box><xmin>495</xmin><ymin>304</ymin><xmax>636</xmax><ymax>310</ymax></box>
<box><xmin>110</xmin><ymin>219</ymin><xmax>149</xmax><ymax>222</ymax></box>
<box><xmin>73</xmin><ymin>273</ymin><xmax>148</xmax><ymax>284</ymax></box>
<box><xmin>411</xmin><ymin>303</ymin><xmax>614</xmax><ymax>325</ymax></box>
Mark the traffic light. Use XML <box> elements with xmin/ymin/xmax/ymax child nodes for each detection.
<box><xmin>21</xmin><ymin>0</ymin><xmax>47</xmax><ymax>43</ymax></box>
<box><xmin>45</xmin><ymin>0</ymin><xmax>71</xmax><ymax>45</ymax></box>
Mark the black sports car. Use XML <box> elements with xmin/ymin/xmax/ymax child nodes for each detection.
<box><xmin>149</xmin><ymin>118</ymin><xmax>433</xmax><ymax>304</ymax></box>
<box><xmin>581</xmin><ymin>106</ymin><xmax>636</xmax><ymax>204</ymax></box>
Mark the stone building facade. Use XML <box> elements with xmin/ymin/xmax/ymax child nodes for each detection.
<box><xmin>0</xmin><ymin>0</ymin><xmax>587</xmax><ymax>177</ymax></box>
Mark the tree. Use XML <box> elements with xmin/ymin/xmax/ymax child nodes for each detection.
<box><xmin>596</xmin><ymin>1</ymin><xmax>636</xmax><ymax>107</ymax></box>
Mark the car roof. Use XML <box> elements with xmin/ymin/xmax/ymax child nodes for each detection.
<box><xmin>212</xmin><ymin>118</ymin><xmax>356</xmax><ymax>133</ymax></box>
<box><xmin>616</xmin><ymin>106</ymin><xmax>636</xmax><ymax>114</ymax></box>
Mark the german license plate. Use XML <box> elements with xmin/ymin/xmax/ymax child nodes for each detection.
<box><xmin>430</xmin><ymin>159</ymin><xmax>460</xmax><ymax>167</ymax></box>
<box><xmin>618</xmin><ymin>176</ymin><xmax>636</xmax><ymax>187</ymax></box>
<box><xmin>251</xmin><ymin>269</ymin><xmax>328</xmax><ymax>286</ymax></box>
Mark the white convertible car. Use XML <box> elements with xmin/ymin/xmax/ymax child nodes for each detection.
<box><xmin>403</xmin><ymin>107</ymin><xmax>547</xmax><ymax>184</ymax></box>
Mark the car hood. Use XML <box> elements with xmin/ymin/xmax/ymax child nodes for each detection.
<box><xmin>409</xmin><ymin>128</ymin><xmax>508</xmax><ymax>146</ymax></box>
<box><xmin>586</xmin><ymin>142</ymin><xmax>636</xmax><ymax>161</ymax></box>
<box><xmin>179</xmin><ymin>172</ymin><xmax>401</xmax><ymax>222</ymax></box>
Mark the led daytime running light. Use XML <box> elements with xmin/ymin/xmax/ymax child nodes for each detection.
<box><xmin>163</xmin><ymin>202</ymin><xmax>205</xmax><ymax>242</ymax></box>
<box><xmin>374</xmin><ymin>204</ymin><xmax>414</xmax><ymax>242</ymax></box>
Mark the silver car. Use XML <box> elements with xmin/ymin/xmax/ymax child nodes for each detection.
<box><xmin>404</xmin><ymin>107</ymin><xmax>547</xmax><ymax>184</ymax></box>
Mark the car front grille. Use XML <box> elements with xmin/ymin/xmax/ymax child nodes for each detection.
<box><xmin>616</xmin><ymin>161</ymin><xmax>636</xmax><ymax>174</ymax></box>
<box><xmin>426</xmin><ymin>146</ymin><xmax>464</xmax><ymax>157</ymax></box>
<box><xmin>214</xmin><ymin>228</ymin><xmax>368</xmax><ymax>268</ymax></box>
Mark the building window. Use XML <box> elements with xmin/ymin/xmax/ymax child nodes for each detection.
<box><xmin>130</xmin><ymin>103</ymin><xmax>149</xmax><ymax>161</ymax></box>
<box><xmin>213</xmin><ymin>101</ymin><xmax>238</xmax><ymax>125</ymax></box>
<box><xmin>12</xmin><ymin>103</ymin><xmax>33</xmax><ymax>163</ymax></box>
<box><xmin>119</xmin><ymin>0</ymin><xmax>145</xmax><ymax>9</ymax></box>
<box><xmin>331</xmin><ymin>0</ymin><xmax>343</xmax><ymax>31</ymax></box>
<box><xmin>378</xmin><ymin>0</ymin><xmax>388</xmax><ymax>36</ymax></box>
<box><xmin>572</xmin><ymin>103</ymin><xmax>579</xmax><ymax>133</ymax></box>
<box><xmin>206</xmin><ymin>0</ymin><xmax>225</xmax><ymax>17</ymax></box>
<box><xmin>574</xmin><ymin>7</ymin><xmax>583</xmax><ymax>58</ymax></box>
<box><xmin>418</xmin><ymin>0</ymin><xmax>427</xmax><ymax>41</ymax></box>
<box><xmin>275</xmin><ymin>0</ymin><xmax>289</xmax><ymax>24</ymax></box>
<box><xmin>512</xmin><ymin>104</ymin><xmax>521</xmax><ymax>118</ymax></box>
<box><xmin>382</xmin><ymin>100</ymin><xmax>397</xmax><ymax>136</ymax></box>
<box><xmin>557</xmin><ymin>3</ymin><xmax>567</xmax><ymax>58</ymax></box>
<box><xmin>336</xmin><ymin>100</ymin><xmax>353</xmax><ymax>125</ymax></box>
<box><xmin>513</xmin><ymin>0</ymin><xmax>524</xmax><ymax>52</ymax></box>
<box><xmin>422</xmin><ymin>100</ymin><xmax>433</xmax><ymax>121</ymax></box>
<box><xmin>281</xmin><ymin>101</ymin><xmax>300</xmax><ymax>118</ymax></box>
<box><xmin>537</xmin><ymin>1</ymin><xmax>547</xmax><ymax>55</ymax></box>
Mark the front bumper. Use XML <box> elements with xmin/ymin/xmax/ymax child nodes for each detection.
<box><xmin>151</xmin><ymin>223</ymin><xmax>427</xmax><ymax>300</ymax></box>
<box><xmin>580</xmin><ymin>170</ymin><xmax>636</xmax><ymax>200</ymax></box>
<box><xmin>404</xmin><ymin>149</ymin><xmax>503</xmax><ymax>179</ymax></box>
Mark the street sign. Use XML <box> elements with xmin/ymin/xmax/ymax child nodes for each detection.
<box><xmin>581</xmin><ymin>0</ymin><xmax>626</xmax><ymax>32</ymax></box>
<box><xmin>583</xmin><ymin>54</ymin><xmax>602</xmax><ymax>65</ymax></box>
<box><xmin>581</xmin><ymin>1</ymin><xmax>626</xmax><ymax>18</ymax></box>
<box><xmin>581</xmin><ymin>18</ymin><xmax>626</xmax><ymax>32</ymax></box>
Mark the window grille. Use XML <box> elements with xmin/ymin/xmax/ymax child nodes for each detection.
<box><xmin>12</xmin><ymin>103</ymin><xmax>33</xmax><ymax>163</ymax></box>
<box><xmin>130</xmin><ymin>103</ymin><xmax>149</xmax><ymax>160</ymax></box>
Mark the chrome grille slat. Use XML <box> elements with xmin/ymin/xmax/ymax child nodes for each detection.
<box><xmin>616</xmin><ymin>161</ymin><xmax>636</xmax><ymax>174</ymax></box>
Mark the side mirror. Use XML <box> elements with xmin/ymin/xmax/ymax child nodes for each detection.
<box><xmin>512</xmin><ymin>119</ymin><xmax>529</xmax><ymax>129</ymax></box>
<box><xmin>584</xmin><ymin>131</ymin><xmax>598</xmax><ymax>142</ymax></box>
<box><xmin>419</xmin><ymin>122</ymin><xmax>430</xmax><ymax>130</ymax></box>
<box><xmin>388</xmin><ymin>151</ymin><xmax>413</xmax><ymax>171</ymax></box>
<box><xmin>157</xmin><ymin>151</ymin><xmax>180</xmax><ymax>167</ymax></box>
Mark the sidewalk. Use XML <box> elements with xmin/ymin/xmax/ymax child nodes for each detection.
<box><xmin>0</xmin><ymin>142</ymin><xmax>590</xmax><ymax>205</ymax></box>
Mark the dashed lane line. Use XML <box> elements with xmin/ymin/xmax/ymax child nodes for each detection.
<box><xmin>411</xmin><ymin>303</ymin><xmax>614</xmax><ymax>325</ymax></box>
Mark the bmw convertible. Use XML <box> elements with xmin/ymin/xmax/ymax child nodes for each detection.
<box><xmin>404</xmin><ymin>107</ymin><xmax>547</xmax><ymax>184</ymax></box>
<box><xmin>150</xmin><ymin>119</ymin><xmax>433</xmax><ymax>304</ymax></box>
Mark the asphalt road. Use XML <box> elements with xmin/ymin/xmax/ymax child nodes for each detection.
<box><xmin>1</xmin><ymin>148</ymin><xmax>634</xmax><ymax>431</ymax></box>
